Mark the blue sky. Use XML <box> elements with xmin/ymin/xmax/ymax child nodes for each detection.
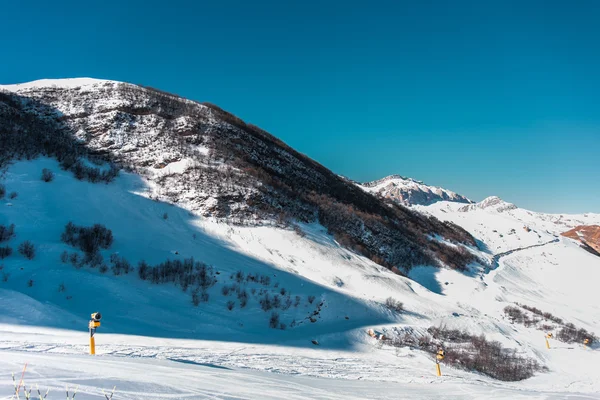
<box><xmin>1</xmin><ymin>0</ymin><xmax>599</xmax><ymax>213</ymax></box>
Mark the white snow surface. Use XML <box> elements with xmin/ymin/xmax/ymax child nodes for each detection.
<box><xmin>1</xmin><ymin>158</ymin><xmax>600</xmax><ymax>399</ymax></box>
<box><xmin>0</xmin><ymin>78</ymin><xmax>114</xmax><ymax>91</ymax></box>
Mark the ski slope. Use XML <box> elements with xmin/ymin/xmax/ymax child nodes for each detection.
<box><xmin>1</xmin><ymin>158</ymin><xmax>600</xmax><ymax>399</ymax></box>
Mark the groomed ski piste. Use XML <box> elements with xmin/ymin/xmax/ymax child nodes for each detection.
<box><xmin>1</xmin><ymin>157</ymin><xmax>600</xmax><ymax>399</ymax></box>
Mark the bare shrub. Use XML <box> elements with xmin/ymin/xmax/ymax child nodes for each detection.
<box><xmin>0</xmin><ymin>246</ymin><xmax>12</xmax><ymax>259</ymax></box>
<box><xmin>385</xmin><ymin>297</ymin><xmax>404</xmax><ymax>313</ymax></box>
<box><xmin>272</xmin><ymin>294</ymin><xmax>281</xmax><ymax>309</ymax></box>
<box><xmin>110</xmin><ymin>254</ymin><xmax>131</xmax><ymax>275</ymax></box>
<box><xmin>18</xmin><ymin>240</ymin><xmax>35</xmax><ymax>260</ymax></box>
<box><xmin>58</xmin><ymin>282</ymin><xmax>66</xmax><ymax>292</ymax></box>
<box><xmin>281</xmin><ymin>295</ymin><xmax>292</xmax><ymax>310</ymax></box>
<box><xmin>9</xmin><ymin>191</ymin><xmax>17</xmax><ymax>199</ymax></box>
<box><xmin>269</xmin><ymin>312</ymin><xmax>280</xmax><ymax>328</ymax></box>
<box><xmin>41</xmin><ymin>168</ymin><xmax>54</xmax><ymax>182</ymax></box>
<box><xmin>0</xmin><ymin>224</ymin><xmax>15</xmax><ymax>242</ymax></box>
<box><xmin>68</xmin><ymin>253</ymin><xmax>83</xmax><ymax>269</ymax></box>
<box><xmin>260</xmin><ymin>293</ymin><xmax>273</xmax><ymax>311</ymax></box>
<box><xmin>238</xmin><ymin>289</ymin><xmax>248</xmax><ymax>308</ymax></box>
<box><xmin>308</xmin><ymin>295</ymin><xmax>316</xmax><ymax>304</ymax></box>
<box><xmin>139</xmin><ymin>257</ymin><xmax>217</xmax><ymax>293</ymax></box>
<box><xmin>60</xmin><ymin>250</ymin><xmax>69</xmax><ymax>263</ymax></box>
<box><xmin>61</xmin><ymin>222</ymin><xmax>113</xmax><ymax>255</ymax></box>
<box><xmin>227</xmin><ymin>300</ymin><xmax>235</xmax><ymax>310</ymax></box>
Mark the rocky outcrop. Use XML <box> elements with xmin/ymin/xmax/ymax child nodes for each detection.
<box><xmin>562</xmin><ymin>225</ymin><xmax>600</xmax><ymax>256</ymax></box>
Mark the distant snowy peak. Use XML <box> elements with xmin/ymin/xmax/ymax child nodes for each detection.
<box><xmin>458</xmin><ymin>196</ymin><xmax>517</xmax><ymax>213</ymax></box>
<box><xmin>360</xmin><ymin>174</ymin><xmax>472</xmax><ymax>206</ymax></box>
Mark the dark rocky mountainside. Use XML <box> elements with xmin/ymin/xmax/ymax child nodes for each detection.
<box><xmin>0</xmin><ymin>79</ymin><xmax>478</xmax><ymax>272</ymax></box>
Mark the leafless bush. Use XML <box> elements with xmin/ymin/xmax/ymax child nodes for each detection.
<box><xmin>9</xmin><ymin>191</ymin><xmax>17</xmax><ymax>199</ymax></box>
<box><xmin>269</xmin><ymin>312</ymin><xmax>280</xmax><ymax>328</ymax></box>
<box><xmin>238</xmin><ymin>289</ymin><xmax>248</xmax><ymax>308</ymax></box>
<box><xmin>260</xmin><ymin>293</ymin><xmax>273</xmax><ymax>311</ymax></box>
<box><xmin>0</xmin><ymin>224</ymin><xmax>15</xmax><ymax>242</ymax></box>
<box><xmin>557</xmin><ymin>323</ymin><xmax>597</xmax><ymax>345</ymax></box>
<box><xmin>41</xmin><ymin>168</ymin><xmax>54</xmax><ymax>182</ymax></box>
<box><xmin>385</xmin><ymin>297</ymin><xmax>404</xmax><ymax>313</ymax></box>
<box><xmin>272</xmin><ymin>294</ymin><xmax>281</xmax><ymax>309</ymax></box>
<box><xmin>0</xmin><ymin>246</ymin><xmax>12</xmax><ymax>259</ymax></box>
<box><xmin>308</xmin><ymin>295</ymin><xmax>316</xmax><ymax>304</ymax></box>
<box><xmin>61</xmin><ymin>222</ymin><xmax>113</xmax><ymax>255</ymax></box>
<box><xmin>227</xmin><ymin>300</ymin><xmax>235</xmax><ymax>310</ymax></box>
<box><xmin>18</xmin><ymin>240</ymin><xmax>35</xmax><ymax>260</ymax></box>
<box><xmin>110</xmin><ymin>254</ymin><xmax>131</xmax><ymax>275</ymax></box>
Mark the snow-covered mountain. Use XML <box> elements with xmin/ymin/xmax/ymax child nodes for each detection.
<box><xmin>359</xmin><ymin>174</ymin><xmax>471</xmax><ymax>206</ymax></box>
<box><xmin>1</xmin><ymin>78</ymin><xmax>600</xmax><ymax>399</ymax></box>
<box><xmin>0</xmin><ymin>78</ymin><xmax>476</xmax><ymax>273</ymax></box>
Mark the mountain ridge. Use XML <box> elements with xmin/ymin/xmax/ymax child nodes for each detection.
<box><xmin>359</xmin><ymin>174</ymin><xmax>472</xmax><ymax>206</ymax></box>
<box><xmin>0</xmin><ymin>78</ymin><xmax>477</xmax><ymax>272</ymax></box>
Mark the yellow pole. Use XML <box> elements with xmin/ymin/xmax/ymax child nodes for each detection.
<box><xmin>436</xmin><ymin>363</ymin><xmax>441</xmax><ymax>376</ymax></box>
<box><xmin>90</xmin><ymin>336</ymin><xmax>96</xmax><ymax>355</ymax></box>
<box><xmin>545</xmin><ymin>338</ymin><xmax>550</xmax><ymax>349</ymax></box>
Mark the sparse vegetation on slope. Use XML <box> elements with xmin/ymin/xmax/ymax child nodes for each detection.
<box><xmin>385</xmin><ymin>326</ymin><xmax>544</xmax><ymax>381</ymax></box>
<box><xmin>504</xmin><ymin>304</ymin><xmax>597</xmax><ymax>345</ymax></box>
<box><xmin>0</xmin><ymin>85</ymin><xmax>479</xmax><ymax>273</ymax></box>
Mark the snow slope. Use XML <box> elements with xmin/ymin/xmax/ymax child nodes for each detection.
<box><xmin>1</xmin><ymin>158</ymin><xmax>600</xmax><ymax>398</ymax></box>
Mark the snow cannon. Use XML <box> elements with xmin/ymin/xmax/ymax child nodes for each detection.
<box><xmin>435</xmin><ymin>349</ymin><xmax>445</xmax><ymax>377</ymax></box>
<box><xmin>545</xmin><ymin>333</ymin><xmax>553</xmax><ymax>349</ymax></box>
<box><xmin>584</xmin><ymin>338</ymin><xmax>590</xmax><ymax>347</ymax></box>
<box><xmin>89</xmin><ymin>312</ymin><xmax>102</xmax><ymax>355</ymax></box>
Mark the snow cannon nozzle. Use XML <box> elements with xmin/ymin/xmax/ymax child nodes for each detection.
<box><xmin>91</xmin><ymin>312</ymin><xmax>102</xmax><ymax>322</ymax></box>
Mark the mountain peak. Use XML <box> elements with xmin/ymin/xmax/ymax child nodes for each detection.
<box><xmin>359</xmin><ymin>175</ymin><xmax>471</xmax><ymax>206</ymax></box>
<box><xmin>459</xmin><ymin>196</ymin><xmax>517</xmax><ymax>213</ymax></box>
<box><xmin>0</xmin><ymin>77</ymin><xmax>116</xmax><ymax>92</ymax></box>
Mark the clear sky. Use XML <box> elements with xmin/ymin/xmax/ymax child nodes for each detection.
<box><xmin>1</xmin><ymin>0</ymin><xmax>599</xmax><ymax>213</ymax></box>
